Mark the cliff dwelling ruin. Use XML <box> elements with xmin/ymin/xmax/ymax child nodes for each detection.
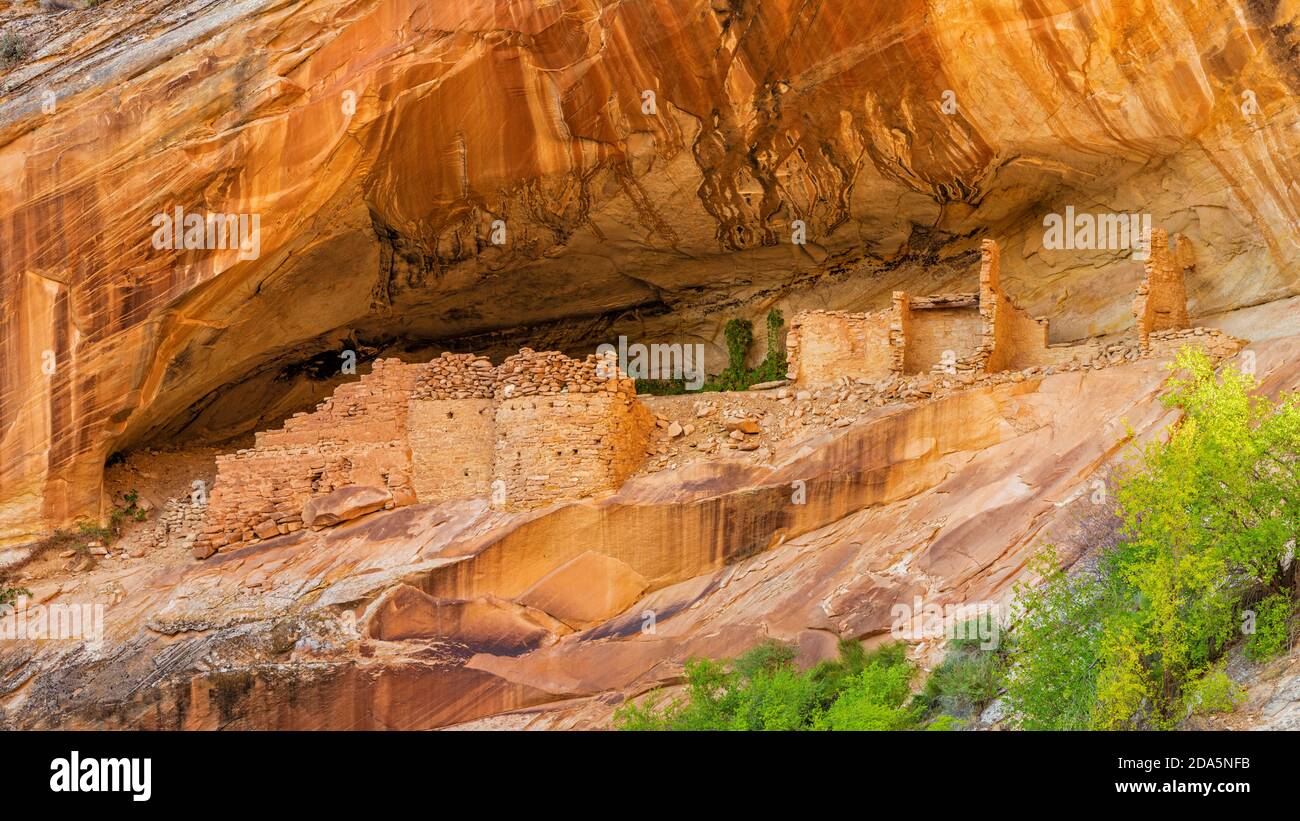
<box><xmin>189</xmin><ymin>230</ymin><xmax>1229</xmax><ymax>560</ymax></box>
<box><xmin>195</xmin><ymin>349</ymin><xmax>654</xmax><ymax>557</ymax></box>
<box><xmin>788</xmin><ymin>234</ymin><xmax>1202</xmax><ymax>383</ymax></box>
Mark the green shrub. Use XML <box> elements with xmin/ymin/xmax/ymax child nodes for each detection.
<box><xmin>698</xmin><ymin>309</ymin><xmax>789</xmax><ymax>393</ymax></box>
<box><xmin>924</xmin><ymin>714</ymin><xmax>966</xmax><ymax>731</ymax></box>
<box><xmin>1245</xmin><ymin>593</ymin><xmax>1294</xmax><ymax>662</ymax></box>
<box><xmin>613</xmin><ymin>637</ymin><xmax>921</xmax><ymax>731</ymax></box>
<box><xmin>1184</xmin><ymin>668</ymin><xmax>1246</xmax><ymax>715</ymax></box>
<box><xmin>704</xmin><ymin>318</ymin><xmax>756</xmax><ymax>392</ymax></box>
<box><xmin>0</xmin><ymin>585</ymin><xmax>31</xmax><ymax>609</ymax></box>
<box><xmin>633</xmin><ymin>378</ymin><xmax>688</xmax><ymax>396</ymax></box>
<box><xmin>816</xmin><ymin>658</ymin><xmax>920</xmax><ymax>730</ymax></box>
<box><xmin>731</xmin><ymin>638</ymin><xmax>797</xmax><ymax>679</ymax></box>
<box><xmin>0</xmin><ymin>33</ymin><xmax>30</xmax><ymax>68</ymax></box>
<box><xmin>729</xmin><ymin>665</ymin><xmax>821</xmax><ymax>730</ymax></box>
<box><xmin>628</xmin><ymin>310</ymin><xmax>788</xmax><ymax>395</ymax></box>
<box><xmin>922</xmin><ymin>616</ymin><xmax>1008</xmax><ymax>720</ymax></box>
<box><xmin>752</xmin><ymin>308</ymin><xmax>788</xmax><ymax>384</ymax></box>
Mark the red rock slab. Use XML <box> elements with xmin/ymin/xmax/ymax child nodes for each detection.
<box><xmin>515</xmin><ymin>551</ymin><xmax>650</xmax><ymax>629</ymax></box>
<box><xmin>363</xmin><ymin>583</ymin><xmax>568</xmax><ymax>654</ymax></box>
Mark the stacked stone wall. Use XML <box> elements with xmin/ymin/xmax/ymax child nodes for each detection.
<box><xmin>1133</xmin><ymin>228</ymin><xmax>1192</xmax><ymax>349</ymax></box>
<box><xmin>491</xmin><ymin>349</ymin><xmax>651</xmax><ymax>510</ymax></box>
<box><xmin>410</xmin><ymin>352</ymin><xmax>495</xmax><ymax>400</ymax></box>
<box><xmin>409</xmin><ymin>398</ymin><xmax>495</xmax><ymax>503</ymax></box>
<box><xmin>195</xmin><ymin>358</ymin><xmax>424</xmax><ymax>555</ymax></box>
<box><xmin>493</xmin><ymin>389</ymin><xmax>653</xmax><ymax>511</ymax></box>
<box><xmin>902</xmin><ymin>296</ymin><xmax>982</xmax><ymax>374</ymax></box>
<box><xmin>979</xmin><ymin>239</ymin><xmax>1053</xmax><ymax>373</ymax></box>
<box><xmin>787</xmin><ymin>309</ymin><xmax>892</xmax><ymax>385</ymax></box>
<box><xmin>196</xmin><ymin>348</ymin><xmax>654</xmax><ymax>555</ymax></box>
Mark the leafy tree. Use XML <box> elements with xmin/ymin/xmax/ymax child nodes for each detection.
<box><xmin>1006</xmin><ymin>347</ymin><xmax>1300</xmax><ymax>729</ymax></box>
<box><xmin>815</xmin><ymin>659</ymin><xmax>920</xmax><ymax>730</ymax></box>
<box><xmin>1003</xmin><ymin>547</ymin><xmax>1114</xmax><ymax>729</ymax></box>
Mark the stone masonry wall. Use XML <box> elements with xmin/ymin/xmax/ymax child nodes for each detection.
<box><xmin>787</xmin><ymin>309</ymin><xmax>892</xmax><ymax>385</ymax></box>
<box><xmin>901</xmin><ymin>296</ymin><xmax>982</xmax><ymax>374</ymax></box>
<box><xmin>980</xmin><ymin>239</ymin><xmax>1053</xmax><ymax>373</ymax></box>
<box><xmin>1133</xmin><ymin>228</ymin><xmax>1191</xmax><ymax>349</ymax></box>
<box><xmin>888</xmin><ymin>291</ymin><xmax>910</xmax><ymax>373</ymax></box>
<box><xmin>410</xmin><ymin>351</ymin><xmax>495</xmax><ymax>399</ymax></box>
<box><xmin>196</xmin><ymin>358</ymin><xmax>425</xmax><ymax>556</ymax></box>
<box><xmin>409</xmin><ymin>398</ymin><xmax>495</xmax><ymax>503</ymax></box>
<box><xmin>406</xmin><ymin>352</ymin><xmax>497</xmax><ymax>504</ymax></box>
<box><xmin>797</xmin><ymin>241</ymin><xmax>1059</xmax><ymax>380</ymax></box>
<box><xmin>197</xmin><ymin>348</ymin><xmax>654</xmax><ymax>555</ymax></box>
<box><xmin>494</xmin><ymin>347</ymin><xmax>622</xmax><ymax>398</ymax></box>
<box><xmin>492</xmin><ymin>349</ymin><xmax>653</xmax><ymax>510</ymax></box>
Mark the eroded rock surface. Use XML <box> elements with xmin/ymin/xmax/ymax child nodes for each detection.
<box><xmin>3</xmin><ymin>332</ymin><xmax>1295</xmax><ymax>730</ymax></box>
<box><xmin>4</xmin><ymin>0</ymin><xmax>1300</xmax><ymax>543</ymax></box>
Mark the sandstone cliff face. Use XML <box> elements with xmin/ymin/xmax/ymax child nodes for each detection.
<box><xmin>0</xmin><ymin>328</ymin><xmax>1293</xmax><ymax>730</ymax></box>
<box><xmin>2</xmin><ymin>1</ymin><xmax>1300</xmax><ymax>547</ymax></box>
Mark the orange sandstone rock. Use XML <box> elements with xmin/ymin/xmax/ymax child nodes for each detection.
<box><xmin>302</xmin><ymin>485</ymin><xmax>392</xmax><ymax>529</ymax></box>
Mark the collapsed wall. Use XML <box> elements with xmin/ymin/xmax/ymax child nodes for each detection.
<box><xmin>493</xmin><ymin>349</ymin><xmax>654</xmax><ymax>511</ymax></box>
<box><xmin>195</xmin><ymin>358</ymin><xmax>426</xmax><ymax>556</ymax></box>
<box><xmin>1133</xmin><ymin>228</ymin><xmax>1192</xmax><ymax>349</ymax></box>
<box><xmin>796</xmin><ymin>239</ymin><xmax>1128</xmax><ymax>383</ymax></box>
<box><xmin>977</xmin><ymin>239</ymin><xmax>1054</xmax><ymax>373</ymax></box>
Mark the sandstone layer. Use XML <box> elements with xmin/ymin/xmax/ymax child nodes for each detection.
<box><xmin>4</xmin><ymin>0</ymin><xmax>1300</xmax><ymax>544</ymax></box>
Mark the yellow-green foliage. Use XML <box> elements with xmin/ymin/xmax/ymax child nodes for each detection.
<box><xmin>613</xmin><ymin>639</ymin><xmax>921</xmax><ymax>731</ymax></box>
<box><xmin>1184</xmin><ymin>667</ymin><xmax>1247</xmax><ymax>716</ymax></box>
<box><xmin>1006</xmin><ymin>348</ymin><xmax>1300</xmax><ymax>729</ymax></box>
